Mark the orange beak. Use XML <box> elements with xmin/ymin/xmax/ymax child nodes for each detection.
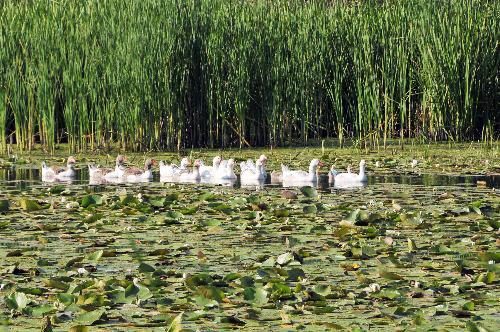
<box><xmin>318</xmin><ymin>161</ymin><xmax>325</xmax><ymax>167</ymax></box>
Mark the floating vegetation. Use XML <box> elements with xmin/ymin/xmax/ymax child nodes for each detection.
<box><xmin>0</xmin><ymin>148</ymin><xmax>499</xmax><ymax>330</ymax></box>
<box><xmin>0</xmin><ymin>0</ymin><xmax>498</xmax><ymax>152</ymax></box>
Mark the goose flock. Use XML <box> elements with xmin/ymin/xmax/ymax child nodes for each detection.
<box><xmin>41</xmin><ymin>155</ymin><xmax>369</xmax><ymax>188</ymax></box>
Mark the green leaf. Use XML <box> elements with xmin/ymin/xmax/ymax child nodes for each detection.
<box><xmin>80</xmin><ymin>195</ymin><xmax>103</xmax><ymax>208</ymax></box>
<box><xmin>303</xmin><ymin>205</ymin><xmax>318</xmax><ymax>214</ymax></box>
<box><xmin>0</xmin><ymin>199</ymin><xmax>10</xmax><ymax>212</ymax></box>
<box><xmin>74</xmin><ymin>309</ymin><xmax>105</xmax><ymax>325</ymax></box>
<box><xmin>138</xmin><ymin>262</ymin><xmax>156</xmax><ymax>273</ymax></box>
<box><xmin>85</xmin><ymin>250</ymin><xmax>103</xmax><ymax>262</ymax></box>
<box><xmin>19</xmin><ymin>199</ymin><xmax>47</xmax><ymax>212</ymax></box>
<box><xmin>276</xmin><ymin>252</ymin><xmax>294</xmax><ymax>265</ymax></box>
<box><xmin>23</xmin><ymin>304</ymin><xmax>56</xmax><ymax>317</ymax></box>
<box><xmin>5</xmin><ymin>292</ymin><xmax>29</xmax><ymax>310</ymax></box>
<box><xmin>195</xmin><ymin>286</ymin><xmax>225</xmax><ymax>303</ymax></box>
<box><xmin>166</xmin><ymin>312</ymin><xmax>183</xmax><ymax>332</ymax></box>
<box><xmin>300</xmin><ymin>186</ymin><xmax>317</xmax><ymax>198</ymax></box>
<box><xmin>243</xmin><ymin>287</ymin><xmax>268</xmax><ymax>305</ymax></box>
<box><xmin>312</xmin><ymin>285</ymin><xmax>332</xmax><ymax>296</ymax></box>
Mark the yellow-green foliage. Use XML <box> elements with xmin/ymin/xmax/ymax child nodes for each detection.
<box><xmin>0</xmin><ymin>0</ymin><xmax>498</xmax><ymax>152</ymax></box>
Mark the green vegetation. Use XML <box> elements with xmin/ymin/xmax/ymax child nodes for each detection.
<box><xmin>0</xmin><ymin>149</ymin><xmax>499</xmax><ymax>330</ymax></box>
<box><xmin>0</xmin><ymin>0</ymin><xmax>498</xmax><ymax>153</ymax></box>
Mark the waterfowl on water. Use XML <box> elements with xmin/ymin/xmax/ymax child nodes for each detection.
<box><xmin>179</xmin><ymin>159</ymin><xmax>202</xmax><ymax>183</ymax></box>
<box><xmin>240</xmin><ymin>154</ymin><xmax>267</xmax><ymax>181</ymax></box>
<box><xmin>216</xmin><ymin>158</ymin><xmax>237</xmax><ymax>180</ymax></box>
<box><xmin>199</xmin><ymin>156</ymin><xmax>222</xmax><ymax>178</ymax></box>
<box><xmin>330</xmin><ymin>160</ymin><xmax>367</xmax><ymax>186</ymax></box>
<box><xmin>88</xmin><ymin>155</ymin><xmax>127</xmax><ymax>179</ymax></box>
<box><xmin>282</xmin><ymin>159</ymin><xmax>324</xmax><ymax>183</ymax></box>
<box><xmin>42</xmin><ymin>156</ymin><xmax>77</xmax><ymax>181</ymax></box>
<box><xmin>159</xmin><ymin>157</ymin><xmax>190</xmax><ymax>178</ymax></box>
<box><xmin>123</xmin><ymin>159</ymin><xmax>157</xmax><ymax>182</ymax></box>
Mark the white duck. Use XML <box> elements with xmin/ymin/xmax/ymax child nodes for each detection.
<box><xmin>42</xmin><ymin>156</ymin><xmax>77</xmax><ymax>181</ymax></box>
<box><xmin>199</xmin><ymin>156</ymin><xmax>222</xmax><ymax>178</ymax></box>
<box><xmin>240</xmin><ymin>155</ymin><xmax>267</xmax><ymax>181</ymax></box>
<box><xmin>179</xmin><ymin>159</ymin><xmax>202</xmax><ymax>183</ymax></box>
<box><xmin>123</xmin><ymin>159</ymin><xmax>156</xmax><ymax>182</ymax></box>
<box><xmin>215</xmin><ymin>158</ymin><xmax>237</xmax><ymax>180</ymax></box>
<box><xmin>282</xmin><ymin>159</ymin><xmax>324</xmax><ymax>184</ymax></box>
<box><xmin>159</xmin><ymin>157</ymin><xmax>190</xmax><ymax>178</ymax></box>
<box><xmin>330</xmin><ymin>160</ymin><xmax>367</xmax><ymax>186</ymax></box>
<box><xmin>88</xmin><ymin>155</ymin><xmax>127</xmax><ymax>179</ymax></box>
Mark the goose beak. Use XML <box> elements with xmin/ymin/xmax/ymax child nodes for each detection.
<box><xmin>318</xmin><ymin>161</ymin><xmax>325</xmax><ymax>167</ymax></box>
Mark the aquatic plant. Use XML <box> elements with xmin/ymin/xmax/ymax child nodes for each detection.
<box><xmin>0</xmin><ymin>0</ymin><xmax>498</xmax><ymax>152</ymax></box>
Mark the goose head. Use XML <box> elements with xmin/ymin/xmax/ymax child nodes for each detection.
<box><xmin>227</xmin><ymin>159</ymin><xmax>235</xmax><ymax>170</ymax></box>
<box><xmin>309</xmin><ymin>159</ymin><xmax>324</xmax><ymax>172</ymax></box>
<box><xmin>67</xmin><ymin>156</ymin><xmax>77</xmax><ymax>168</ymax></box>
<box><xmin>116</xmin><ymin>155</ymin><xmax>127</xmax><ymax>166</ymax></box>
<box><xmin>213</xmin><ymin>156</ymin><xmax>222</xmax><ymax>167</ymax></box>
<box><xmin>258</xmin><ymin>154</ymin><xmax>268</xmax><ymax>163</ymax></box>
<box><xmin>193</xmin><ymin>159</ymin><xmax>202</xmax><ymax>169</ymax></box>
<box><xmin>359</xmin><ymin>160</ymin><xmax>366</xmax><ymax>167</ymax></box>
<box><xmin>180</xmin><ymin>157</ymin><xmax>190</xmax><ymax>168</ymax></box>
<box><xmin>145</xmin><ymin>159</ymin><xmax>157</xmax><ymax>170</ymax></box>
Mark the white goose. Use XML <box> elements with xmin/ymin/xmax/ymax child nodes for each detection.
<box><xmin>281</xmin><ymin>159</ymin><xmax>324</xmax><ymax>185</ymax></box>
<box><xmin>179</xmin><ymin>159</ymin><xmax>202</xmax><ymax>183</ymax></box>
<box><xmin>240</xmin><ymin>155</ymin><xmax>267</xmax><ymax>182</ymax></box>
<box><xmin>42</xmin><ymin>156</ymin><xmax>77</xmax><ymax>181</ymax></box>
<box><xmin>330</xmin><ymin>160</ymin><xmax>367</xmax><ymax>187</ymax></box>
<box><xmin>123</xmin><ymin>159</ymin><xmax>156</xmax><ymax>182</ymax></box>
<box><xmin>159</xmin><ymin>157</ymin><xmax>190</xmax><ymax>178</ymax></box>
<box><xmin>215</xmin><ymin>159</ymin><xmax>237</xmax><ymax>180</ymax></box>
<box><xmin>88</xmin><ymin>155</ymin><xmax>127</xmax><ymax>179</ymax></box>
<box><xmin>199</xmin><ymin>156</ymin><xmax>222</xmax><ymax>178</ymax></box>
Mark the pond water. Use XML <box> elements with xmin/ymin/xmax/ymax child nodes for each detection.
<box><xmin>0</xmin><ymin>158</ymin><xmax>498</xmax><ymax>331</ymax></box>
<box><xmin>0</xmin><ymin>166</ymin><xmax>498</xmax><ymax>191</ymax></box>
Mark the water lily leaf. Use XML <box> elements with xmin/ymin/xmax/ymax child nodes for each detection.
<box><xmin>300</xmin><ymin>186</ymin><xmax>317</xmax><ymax>198</ymax></box>
<box><xmin>19</xmin><ymin>199</ymin><xmax>47</xmax><ymax>212</ymax></box>
<box><xmin>277</xmin><ymin>252</ymin><xmax>294</xmax><ymax>265</ymax></box>
<box><xmin>286</xmin><ymin>268</ymin><xmax>305</xmax><ymax>281</ymax></box>
<box><xmin>85</xmin><ymin>250</ymin><xmax>103</xmax><ymax>262</ymax></box>
<box><xmin>313</xmin><ymin>285</ymin><xmax>332</xmax><ymax>296</ymax></box>
<box><xmin>74</xmin><ymin>309</ymin><xmax>105</xmax><ymax>325</ymax></box>
<box><xmin>303</xmin><ymin>205</ymin><xmax>317</xmax><ymax>214</ymax></box>
<box><xmin>243</xmin><ymin>287</ymin><xmax>268</xmax><ymax>305</ymax></box>
<box><xmin>166</xmin><ymin>312</ymin><xmax>183</xmax><ymax>332</ymax></box>
<box><xmin>16</xmin><ymin>287</ymin><xmax>46</xmax><ymax>296</ymax></box>
<box><xmin>466</xmin><ymin>321</ymin><xmax>490</xmax><ymax>332</ymax></box>
<box><xmin>379</xmin><ymin>270</ymin><xmax>404</xmax><ymax>280</ymax></box>
<box><xmin>194</xmin><ymin>295</ymin><xmax>218</xmax><ymax>308</ymax></box>
<box><xmin>80</xmin><ymin>195</ymin><xmax>103</xmax><ymax>208</ymax></box>
<box><xmin>195</xmin><ymin>286</ymin><xmax>225</xmax><ymax>303</ymax></box>
<box><xmin>373</xmin><ymin>288</ymin><xmax>401</xmax><ymax>299</ymax></box>
<box><xmin>23</xmin><ymin>304</ymin><xmax>56</xmax><ymax>317</ymax></box>
<box><xmin>148</xmin><ymin>197</ymin><xmax>166</xmax><ymax>208</ymax></box>
<box><xmin>69</xmin><ymin>326</ymin><xmax>89</xmax><ymax>332</ymax></box>
<box><xmin>0</xmin><ymin>199</ymin><xmax>9</xmax><ymax>212</ymax></box>
<box><xmin>138</xmin><ymin>262</ymin><xmax>156</xmax><ymax>273</ymax></box>
<box><xmin>200</xmin><ymin>219</ymin><xmax>221</xmax><ymax>227</ymax></box>
<box><xmin>185</xmin><ymin>273</ymin><xmax>213</xmax><ymax>290</ymax></box>
<box><xmin>5</xmin><ymin>292</ymin><xmax>29</xmax><ymax>310</ymax></box>
<box><xmin>274</xmin><ymin>209</ymin><xmax>290</xmax><ymax>217</ymax></box>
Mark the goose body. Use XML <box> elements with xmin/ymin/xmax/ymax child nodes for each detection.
<box><xmin>199</xmin><ymin>156</ymin><xmax>222</xmax><ymax>178</ymax></box>
<box><xmin>281</xmin><ymin>159</ymin><xmax>324</xmax><ymax>185</ymax></box>
<box><xmin>215</xmin><ymin>159</ymin><xmax>237</xmax><ymax>180</ymax></box>
<box><xmin>89</xmin><ymin>155</ymin><xmax>127</xmax><ymax>179</ymax></box>
<box><xmin>42</xmin><ymin>156</ymin><xmax>77</xmax><ymax>181</ymax></box>
<box><xmin>123</xmin><ymin>159</ymin><xmax>156</xmax><ymax>182</ymax></box>
<box><xmin>179</xmin><ymin>159</ymin><xmax>202</xmax><ymax>183</ymax></box>
<box><xmin>240</xmin><ymin>155</ymin><xmax>267</xmax><ymax>182</ymax></box>
<box><xmin>159</xmin><ymin>157</ymin><xmax>190</xmax><ymax>178</ymax></box>
<box><xmin>330</xmin><ymin>160</ymin><xmax>367</xmax><ymax>187</ymax></box>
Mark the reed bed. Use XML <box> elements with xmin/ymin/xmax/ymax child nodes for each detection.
<box><xmin>0</xmin><ymin>0</ymin><xmax>498</xmax><ymax>152</ymax></box>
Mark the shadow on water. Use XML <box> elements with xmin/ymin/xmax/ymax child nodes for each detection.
<box><xmin>0</xmin><ymin>166</ymin><xmax>498</xmax><ymax>191</ymax></box>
